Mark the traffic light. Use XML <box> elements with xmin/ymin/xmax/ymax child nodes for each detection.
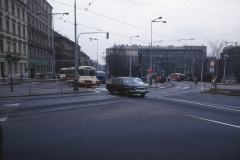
<box><xmin>138</xmin><ymin>52</ymin><xmax>142</xmax><ymax>64</ymax></box>
<box><xmin>6</xmin><ymin>54</ymin><xmax>12</xmax><ymax>61</ymax></box>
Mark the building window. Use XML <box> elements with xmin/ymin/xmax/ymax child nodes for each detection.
<box><xmin>24</xmin><ymin>45</ymin><xmax>26</xmax><ymax>55</ymax></box>
<box><xmin>22</xmin><ymin>11</ymin><xmax>25</xmax><ymax>20</ymax></box>
<box><xmin>5</xmin><ymin>0</ymin><xmax>8</xmax><ymax>11</ymax></box>
<box><xmin>28</xmin><ymin>16</ymin><xmax>30</xmax><ymax>24</ymax></box>
<box><xmin>28</xmin><ymin>31</ymin><xmax>31</xmax><ymax>40</ymax></box>
<box><xmin>13</xmin><ymin>43</ymin><xmax>16</xmax><ymax>53</ymax></box>
<box><xmin>12</xmin><ymin>3</ymin><xmax>15</xmax><ymax>15</ymax></box>
<box><xmin>19</xmin><ymin>44</ymin><xmax>22</xmax><ymax>54</ymax></box>
<box><xmin>6</xmin><ymin>20</ymin><xmax>9</xmax><ymax>32</ymax></box>
<box><xmin>18</xmin><ymin>26</ymin><xmax>21</xmax><ymax>36</ymax></box>
<box><xmin>14</xmin><ymin>63</ymin><xmax>17</xmax><ymax>74</ymax></box>
<box><xmin>12</xmin><ymin>23</ymin><xmax>16</xmax><ymax>34</ymax></box>
<box><xmin>17</xmin><ymin>8</ymin><xmax>20</xmax><ymax>17</ymax></box>
<box><xmin>7</xmin><ymin>41</ymin><xmax>10</xmax><ymax>52</ymax></box>
<box><xmin>23</xmin><ymin>28</ymin><xmax>25</xmax><ymax>38</ymax></box>
<box><xmin>0</xmin><ymin>39</ymin><xmax>3</xmax><ymax>52</ymax></box>
<box><xmin>0</xmin><ymin>17</ymin><xmax>2</xmax><ymax>30</ymax></box>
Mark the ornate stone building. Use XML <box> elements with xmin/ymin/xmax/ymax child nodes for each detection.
<box><xmin>0</xmin><ymin>0</ymin><xmax>28</xmax><ymax>78</ymax></box>
<box><xmin>27</xmin><ymin>0</ymin><xmax>53</xmax><ymax>78</ymax></box>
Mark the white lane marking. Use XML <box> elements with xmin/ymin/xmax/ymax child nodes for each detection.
<box><xmin>158</xmin><ymin>97</ymin><xmax>240</xmax><ymax>112</ymax></box>
<box><xmin>183</xmin><ymin>87</ymin><xmax>189</xmax><ymax>89</ymax></box>
<box><xmin>5</xmin><ymin>103</ymin><xmax>19</xmax><ymax>107</ymax></box>
<box><xmin>0</xmin><ymin>117</ymin><xmax>8</xmax><ymax>121</ymax></box>
<box><xmin>174</xmin><ymin>87</ymin><xmax>180</xmax><ymax>89</ymax></box>
<box><xmin>187</xmin><ymin>115</ymin><xmax>240</xmax><ymax>129</ymax></box>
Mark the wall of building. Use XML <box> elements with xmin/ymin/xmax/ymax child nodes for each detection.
<box><xmin>106</xmin><ymin>45</ymin><xmax>207</xmax><ymax>79</ymax></box>
<box><xmin>0</xmin><ymin>0</ymin><xmax>28</xmax><ymax>79</ymax></box>
<box><xmin>27</xmin><ymin>0</ymin><xmax>53</xmax><ymax>78</ymax></box>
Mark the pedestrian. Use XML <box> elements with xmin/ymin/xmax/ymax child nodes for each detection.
<box><xmin>20</xmin><ymin>73</ymin><xmax>23</xmax><ymax>81</ymax></box>
<box><xmin>194</xmin><ymin>76</ymin><xmax>198</xmax><ymax>85</ymax></box>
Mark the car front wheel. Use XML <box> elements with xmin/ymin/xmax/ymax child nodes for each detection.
<box><xmin>125</xmin><ymin>90</ymin><xmax>130</xmax><ymax>97</ymax></box>
<box><xmin>140</xmin><ymin>93</ymin><xmax>145</xmax><ymax>97</ymax></box>
<box><xmin>110</xmin><ymin>89</ymin><xmax>114</xmax><ymax>94</ymax></box>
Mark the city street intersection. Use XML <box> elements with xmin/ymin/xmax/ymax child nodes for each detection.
<box><xmin>1</xmin><ymin>81</ymin><xmax>240</xmax><ymax>160</ymax></box>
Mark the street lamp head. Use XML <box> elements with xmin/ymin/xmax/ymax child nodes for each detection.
<box><xmin>162</xmin><ymin>21</ymin><xmax>167</xmax><ymax>23</ymax></box>
<box><xmin>63</xmin><ymin>12</ymin><xmax>69</xmax><ymax>15</ymax></box>
<box><xmin>158</xmin><ymin>17</ymin><xmax>162</xmax><ymax>19</ymax></box>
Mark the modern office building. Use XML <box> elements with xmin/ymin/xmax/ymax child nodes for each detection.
<box><xmin>106</xmin><ymin>44</ymin><xmax>207</xmax><ymax>79</ymax></box>
<box><xmin>0</xmin><ymin>0</ymin><xmax>28</xmax><ymax>78</ymax></box>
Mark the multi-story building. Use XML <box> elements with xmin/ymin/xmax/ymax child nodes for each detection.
<box><xmin>27</xmin><ymin>0</ymin><xmax>53</xmax><ymax>78</ymax></box>
<box><xmin>0</xmin><ymin>0</ymin><xmax>28</xmax><ymax>78</ymax></box>
<box><xmin>221</xmin><ymin>45</ymin><xmax>240</xmax><ymax>81</ymax></box>
<box><xmin>54</xmin><ymin>31</ymin><xmax>94</xmax><ymax>73</ymax></box>
<box><xmin>106</xmin><ymin>45</ymin><xmax>207</xmax><ymax>80</ymax></box>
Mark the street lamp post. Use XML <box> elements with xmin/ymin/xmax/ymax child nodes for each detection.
<box><xmin>73</xmin><ymin>0</ymin><xmax>78</xmax><ymax>91</ymax></box>
<box><xmin>223</xmin><ymin>53</ymin><xmax>228</xmax><ymax>81</ymax></box>
<box><xmin>151</xmin><ymin>17</ymin><xmax>166</xmax><ymax>76</ymax></box>
<box><xmin>89</xmin><ymin>38</ymin><xmax>98</xmax><ymax>70</ymax></box>
<box><xmin>130</xmin><ymin>35</ymin><xmax>139</xmax><ymax>46</ymax></box>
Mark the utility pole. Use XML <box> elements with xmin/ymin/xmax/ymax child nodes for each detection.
<box><xmin>129</xmin><ymin>56</ymin><xmax>131</xmax><ymax>77</ymax></box>
<box><xmin>73</xmin><ymin>0</ymin><xmax>79</xmax><ymax>91</ymax></box>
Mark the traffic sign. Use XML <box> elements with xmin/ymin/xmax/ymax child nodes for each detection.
<box><xmin>147</xmin><ymin>68</ymin><xmax>152</xmax><ymax>72</ymax></box>
<box><xmin>210</xmin><ymin>68</ymin><xmax>214</xmax><ymax>73</ymax></box>
<box><xmin>210</xmin><ymin>61</ymin><xmax>216</xmax><ymax>67</ymax></box>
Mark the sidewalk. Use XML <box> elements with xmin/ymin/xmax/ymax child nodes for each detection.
<box><xmin>0</xmin><ymin>82</ymin><xmax>90</xmax><ymax>98</ymax></box>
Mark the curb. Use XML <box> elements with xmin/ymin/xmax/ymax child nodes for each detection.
<box><xmin>0</xmin><ymin>90</ymin><xmax>95</xmax><ymax>98</ymax></box>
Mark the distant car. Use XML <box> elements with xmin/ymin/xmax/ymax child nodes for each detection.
<box><xmin>106</xmin><ymin>77</ymin><xmax>149</xmax><ymax>97</ymax></box>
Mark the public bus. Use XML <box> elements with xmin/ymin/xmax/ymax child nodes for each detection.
<box><xmin>96</xmin><ymin>71</ymin><xmax>106</xmax><ymax>83</ymax></box>
<box><xmin>59</xmin><ymin>68</ymin><xmax>68</xmax><ymax>80</ymax></box>
<box><xmin>168</xmin><ymin>73</ymin><xmax>186</xmax><ymax>81</ymax></box>
<box><xmin>65</xmin><ymin>66</ymin><xmax>98</xmax><ymax>87</ymax></box>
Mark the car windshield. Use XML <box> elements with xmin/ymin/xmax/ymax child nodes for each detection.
<box><xmin>124</xmin><ymin>78</ymin><xmax>144</xmax><ymax>84</ymax></box>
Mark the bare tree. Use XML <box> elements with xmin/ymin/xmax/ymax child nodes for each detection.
<box><xmin>106</xmin><ymin>46</ymin><xmax>129</xmax><ymax>77</ymax></box>
<box><xmin>207</xmin><ymin>39</ymin><xmax>225</xmax><ymax>81</ymax></box>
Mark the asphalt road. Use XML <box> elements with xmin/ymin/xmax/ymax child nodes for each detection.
<box><xmin>1</xmin><ymin>82</ymin><xmax>240</xmax><ymax>160</ymax></box>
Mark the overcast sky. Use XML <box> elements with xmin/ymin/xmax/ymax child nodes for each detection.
<box><xmin>48</xmin><ymin>0</ymin><xmax>240</xmax><ymax>65</ymax></box>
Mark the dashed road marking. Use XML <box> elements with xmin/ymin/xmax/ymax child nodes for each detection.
<box><xmin>0</xmin><ymin>117</ymin><xmax>8</xmax><ymax>121</ymax></box>
<box><xmin>5</xmin><ymin>103</ymin><xmax>19</xmax><ymax>107</ymax></box>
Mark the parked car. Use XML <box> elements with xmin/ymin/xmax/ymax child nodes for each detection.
<box><xmin>106</xmin><ymin>77</ymin><xmax>149</xmax><ymax>97</ymax></box>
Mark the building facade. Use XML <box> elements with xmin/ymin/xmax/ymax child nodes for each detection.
<box><xmin>106</xmin><ymin>45</ymin><xmax>207</xmax><ymax>79</ymax></box>
<box><xmin>27</xmin><ymin>0</ymin><xmax>53</xmax><ymax>78</ymax></box>
<box><xmin>221</xmin><ymin>45</ymin><xmax>240</xmax><ymax>82</ymax></box>
<box><xmin>54</xmin><ymin>31</ymin><xmax>95</xmax><ymax>74</ymax></box>
<box><xmin>0</xmin><ymin>0</ymin><xmax>28</xmax><ymax>78</ymax></box>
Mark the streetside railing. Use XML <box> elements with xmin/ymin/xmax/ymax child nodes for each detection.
<box><xmin>28</xmin><ymin>79</ymin><xmax>69</xmax><ymax>95</ymax></box>
<box><xmin>204</xmin><ymin>83</ymin><xmax>240</xmax><ymax>95</ymax></box>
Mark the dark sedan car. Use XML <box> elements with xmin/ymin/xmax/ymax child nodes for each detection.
<box><xmin>106</xmin><ymin>77</ymin><xmax>149</xmax><ymax>97</ymax></box>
